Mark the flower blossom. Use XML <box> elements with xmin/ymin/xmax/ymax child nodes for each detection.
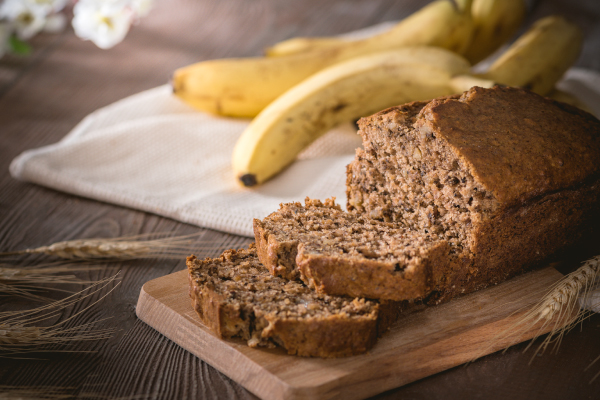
<box><xmin>72</xmin><ymin>0</ymin><xmax>135</xmax><ymax>49</ymax></box>
<box><xmin>0</xmin><ymin>0</ymin><xmax>48</xmax><ymax>40</ymax></box>
<box><xmin>0</xmin><ymin>0</ymin><xmax>154</xmax><ymax>56</ymax></box>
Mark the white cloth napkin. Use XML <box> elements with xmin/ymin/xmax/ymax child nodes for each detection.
<box><xmin>9</xmin><ymin>84</ymin><xmax>363</xmax><ymax>237</ymax></box>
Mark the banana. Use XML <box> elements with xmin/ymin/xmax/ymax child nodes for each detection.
<box><xmin>265</xmin><ymin>37</ymin><xmax>344</xmax><ymax>57</ymax></box>
<box><xmin>232</xmin><ymin>47</ymin><xmax>471</xmax><ymax>186</ymax></box>
<box><xmin>478</xmin><ymin>16</ymin><xmax>583</xmax><ymax>96</ymax></box>
<box><xmin>462</xmin><ymin>0</ymin><xmax>526</xmax><ymax>64</ymax></box>
<box><xmin>172</xmin><ymin>54</ymin><xmax>332</xmax><ymax>118</ymax></box>
<box><xmin>265</xmin><ymin>0</ymin><xmax>473</xmax><ymax>58</ymax></box>
<box><xmin>449</xmin><ymin>74</ymin><xmax>495</xmax><ymax>93</ymax></box>
<box><xmin>546</xmin><ymin>88</ymin><xmax>593</xmax><ymax>114</ymax></box>
<box><xmin>173</xmin><ymin>0</ymin><xmax>473</xmax><ymax>118</ymax></box>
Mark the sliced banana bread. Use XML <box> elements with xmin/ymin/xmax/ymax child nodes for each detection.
<box><xmin>187</xmin><ymin>243</ymin><xmax>399</xmax><ymax>357</ymax></box>
<box><xmin>254</xmin><ymin>198</ymin><xmax>450</xmax><ymax>300</ymax></box>
<box><xmin>255</xmin><ymin>86</ymin><xmax>600</xmax><ymax>304</ymax></box>
<box><xmin>346</xmin><ymin>86</ymin><xmax>600</xmax><ymax>302</ymax></box>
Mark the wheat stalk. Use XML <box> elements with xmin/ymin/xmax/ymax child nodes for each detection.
<box><xmin>0</xmin><ymin>233</ymin><xmax>232</xmax><ymax>261</ymax></box>
<box><xmin>471</xmin><ymin>255</ymin><xmax>600</xmax><ymax>370</ymax></box>
<box><xmin>0</xmin><ymin>263</ymin><xmax>103</xmax><ymax>301</ymax></box>
<box><xmin>0</xmin><ymin>274</ymin><xmax>119</xmax><ymax>356</ymax></box>
<box><xmin>0</xmin><ymin>264</ymin><xmax>101</xmax><ymax>285</ymax></box>
<box><xmin>519</xmin><ymin>258</ymin><xmax>599</xmax><ymax>357</ymax></box>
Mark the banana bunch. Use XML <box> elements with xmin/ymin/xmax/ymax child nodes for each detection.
<box><xmin>172</xmin><ymin>0</ymin><xmax>474</xmax><ymax>118</ymax></box>
<box><xmin>232</xmin><ymin>47</ymin><xmax>471</xmax><ymax>186</ymax></box>
<box><xmin>170</xmin><ymin>0</ymin><xmax>585</xmax><ymax>186</ymax></box>
<box><xmin>234</xmin><ymin>14</ymin><xmax>584</xmax><ymax>186</ymax></box>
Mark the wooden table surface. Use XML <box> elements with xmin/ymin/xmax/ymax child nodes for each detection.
<box><xmin>1</xmin><ymin>0</ymin><xmax>600</xmax><ymax>399</ymax></box>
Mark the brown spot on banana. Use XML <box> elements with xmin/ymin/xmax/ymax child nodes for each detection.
<box><xmin>171</xmin><ymin>75</ymin><xmax>182</xmax><ymax>94</ymax></box>
<box><xmin>493</xmin><ymin>21</ymin><xmax>505</xmax><ymax>36</ymax></box>
<box><xmin>331</xmin><ymin>103</ymin><xmax>347</xmax><ymax>112</ymax></box>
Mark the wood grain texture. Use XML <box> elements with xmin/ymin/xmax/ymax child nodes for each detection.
<box><xmin>0</xmin><ymin>0</ymin><xmax>599</xmax><ymax>399</ymax></box>
<box><xmin>137</xmin><ymin>267</ymin><xmax>570</xmax><ymax>400</ymax></box>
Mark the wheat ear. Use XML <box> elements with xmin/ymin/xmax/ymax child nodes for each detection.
<box><xmin>471</xmin><ymin>255</ymin><xmax>600</xmax><ymax>364</ymax></box>
<box><xmin>529</xmin><ymin>256</ymin><xmax>600</xmax><ymax>354</ymax></box>
<box><xmin>0</xmin><ymin>232</ymin><xmax>230</xmax><ymax>261</ymax></box>
<box><xmin>0</xmin><ymin>274</ymin><xmax>119</xmax><ymax>356</ymax></box>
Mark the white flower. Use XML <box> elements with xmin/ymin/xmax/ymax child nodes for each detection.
<box><xmin>0</xmin><ymin>0</ymin><xmax>48</xmax><ymax>40</ymax></box>
<box><xmin>72</xmin><ymin>0</ymin><xmax>134</xmax><ymax>49</ymax></box>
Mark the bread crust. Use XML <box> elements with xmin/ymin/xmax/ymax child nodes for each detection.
<box><xmin>254</xmin><ymin>218</ymin><xmax>300</xmax><ymax>280</ymax></box>
<box><xmin>415</xmin><ymin>86</ymin><xmax>600</xmax><ymax>207</ymax></box>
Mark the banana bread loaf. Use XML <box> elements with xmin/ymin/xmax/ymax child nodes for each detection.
<box><xmin>255</xmin><ymin>86</ymin><xmax>600</xmax><ymax>303</ymax></box>
<box><xmin>187</xmin><ymin>243</ymin><xmax>399</xmax><ymax>357</ymax></box>
<box><xmin>347</xmin><ymin>85</ymin><xmax>600</xmax><ymax>302</ymax></box>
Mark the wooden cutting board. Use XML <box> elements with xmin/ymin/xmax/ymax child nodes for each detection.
<box><xmin>136</xmin><ymin>267</ymin><xmax>566</xmax><ymax>400</ymax></box>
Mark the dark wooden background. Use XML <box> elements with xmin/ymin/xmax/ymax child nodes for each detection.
<box><xmin>1</xmin><ymin>0</ymin><xmax>600</xmax><ymax>398</ymax></box>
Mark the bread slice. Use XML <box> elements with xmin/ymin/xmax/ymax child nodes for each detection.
<box><xmin>254</xmin><ymin>198</ymin><xmax>450</xmax><ymax>301</ymax></box>
<box><xmin>187</xmin><ymin>243</ymin><xmax>399</xmax><ymax>357</ymax></box>
<box><xmin>347</xmin><ymin>85</ymin><xmax>600</xmax><ymax>302</ymax></box>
